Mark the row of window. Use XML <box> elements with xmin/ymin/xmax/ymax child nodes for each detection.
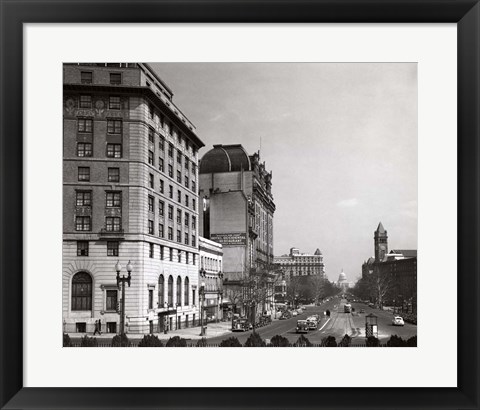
<box><xmin>148</xmin><ymin>173</ymin><xmax>196</xmax><ymax>210</ymax></box>
<box><xmin>77</xmin><ymin>167</ymin><xmax>121</xmax><ymax>183</ymax></box>
<box><xmin>148</xmin><ymin>195</ymin><xmax>196</xmax><ymax>227</ymax></box>
<box><xmin>77</xmin><ymin>143</ymin><xmax>122</xmax><ymax>159</ymax></box>
<box><xmin>77</xmin><ymin>118</ymin><xmax>199</xmax><ymax>171</ymax></box>
<box><xmin>77</xmin><ymin>241</ymin><xmax>120</xmax><ymax>256</ymax></box>
<box><xmin>75</xmin><ymin>216</ymin><xmax>121</xmax><ymax>232</ymax></box>
<box><xmin>147</xmin><ymin>103</ymin><xmax>198</xmax><ymax>159</ymax></box>
<box><xmin>148</xmin><ymin>127</ymin><xmax>197</xmax><ymax>169</ymax></box>
<box><xmin>148</xmin><ymin>220</ymin><xmax>196</xmax><ymax>247</ymax></box>
<box><xmin>76</xmin><ymin>122</ymin><xmax>200</xmax><ymax>182</ymax></box>
<box><xmin>77</xmin><ymin>241</ymin><xmax>197</xmax><ymax>263</ymax></box>
<box><xmin>78</xmin><ymin>163</ymin><xmax>124</xmax><ymax>182</ymax></box>
<box><xmin>147</xmin><ymin>243</ymin><xmax>197</xmax><ymax>264</ymax></box>
<box><xmin>75</xmin><ymin>190</ymin><xmax>197</xmax><ymax>241</ymax></box>
<box><xmin>200</xmin><ymin>256</ymin><xmax>222</xmax><ymax>272</ymax></box>
<box><xmin>79</xmin><ymin>95</ymin><xmax>123</xmax><ymax>110</ymax></box>
<box><xmin>76</xmin><ymin>190</ymin><xmax>122</xmax><ymax>207</ymax></box>
<box><xmin>149</xmin><ymin>154</ymin><xmax>197</xmax><ymax>192</ymax></box>
<box><xmin>78</xmin><ymin>118</ymin><xmax>122</xmax><ymax>135</ymax></box>
<box><xmin>71</xmin><ymin>271</ymin><xmax>195</xmax><ymax>311</ymax></box>
<box><xmin>80</xmin><ymin>71</ymin><xmax>121</xmax><ymax>85</ymax></box>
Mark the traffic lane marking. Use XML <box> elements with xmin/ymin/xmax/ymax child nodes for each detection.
<box><xmin>318</xmin><ymin>317</ymin><xmax>331</xmax><ymax>331</ymax></box>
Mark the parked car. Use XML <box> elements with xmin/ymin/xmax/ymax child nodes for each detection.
<box><xmin>292</xmin><ymin>311</ymin><xmax>298</xmax><ymax>317</ymax></box>
<box><xmin>392</xmin><ymin>316</ymin><xmax>405</xmax><ymax>326</ymax></box>
<box><xmin>279</xmin><ymin>311</ymin><xmax>291</xmax><ymax>320</ymax></box>
<box><xmin>232</xmin><ymin>318</ymin><xmax>250</xmax><ymax>332</ymax></box>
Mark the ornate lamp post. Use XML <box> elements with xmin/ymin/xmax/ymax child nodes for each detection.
<box><xmin>200</xmin><ymin>281</ymin><xmax>206</xmax><ymax>336</ymax></box>
<box><xmin>115</xmin><ymin>260</ymin><xmax>132</xmax><ymax>335</ymax></box>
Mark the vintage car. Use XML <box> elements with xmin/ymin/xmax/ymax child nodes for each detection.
<box><xmin>392</xmin><ymin>316</ymin><xmax>405</xmax><ymax>326</ymax></box>
<box><xmin>296</xmin><ymin>320</ymin><xmax>309</xmax><ymax>334</ymax></box>
<box><xmin>306</xmin><ymin>319</ymin><xmax>318</xmax><ymax>330</ymax></box>
<box><xmin>232</xmin><ymin>318</ymin><xmax>251</xmax><ymax>332</ymax></box>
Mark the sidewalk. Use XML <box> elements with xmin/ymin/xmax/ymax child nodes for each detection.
<box><xmin>67</xmin><ymin>320</ymin><xmax>232</xmax><ymax>342</ymax></box>
<box><xmin>154</xmin><ymin>321</ymin><xmax>232</xmax><ymax>341</ymax></box>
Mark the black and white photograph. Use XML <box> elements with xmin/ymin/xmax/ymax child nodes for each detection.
<box><xmin>63</xmin><ymin>62</ymin><xmax>417</xmax><ymax>348</ymax></box>
<box><xmin>3</xmin><ymin>1</ymin><xmax>480</xmax><ymax>406</ymax></box>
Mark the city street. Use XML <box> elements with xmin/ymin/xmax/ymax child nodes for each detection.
<box><xmin>67</xmin><ymin>296</ymin><xmax>417</xmax><ymax>346</ymax></box>
<box><xmin>207</xmin><ymin>296</ymin><xmax>417</xmax><ymax>345</ymax></box>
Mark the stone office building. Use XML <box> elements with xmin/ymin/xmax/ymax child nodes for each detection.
<box><xmin>63</xmin><ymin>63</ymin><xmax>204</xmax><ymax>335</ymax></box>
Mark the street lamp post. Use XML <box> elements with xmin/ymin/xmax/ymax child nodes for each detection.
<box><xmin>218</xmin><ymin>271</ymin><xmax>224</xmax><ymax>322</ymax></box>
<box><xmin>200</xmin><ymin>281</ymin><xmax>206</xmax><ymax>336</ymax></box>
<box><xmin>115</xmin><ymin>260</ymin><xmax>132</xmax><ymax>335</ymax></box>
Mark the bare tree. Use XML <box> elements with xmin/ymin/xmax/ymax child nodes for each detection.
<box><xmin>285</xmin><ymin>275</ymin><xmax>302</xmax><ymax>308</ymax></box>
<box><xmin>224</xmin><ymin>265</ymin><xmax>281</xmax><ymax>333</ymax></box>
<box><xmin>366</xmin><ymin>267</ymin><xmax>394</xmax><ymax>308</ymax></box>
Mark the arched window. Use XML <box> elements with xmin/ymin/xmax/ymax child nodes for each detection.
<box><xmin>176</xmin><ymin>276</ymin><xmax>182</xmax><ymax>306</ymax></box>
<box><xmin>168</xmin><ymin>275</ymin><xmax>173</xmax><ymax>306</ymax></box>
<box><xmin>184</xmin><ymin>277</ymin><xmax>189</xmax><ymax>305</ymax></box>
<box><xmin>71</xmin><ymin>271</ymin><xmax>92</xmax><ymax>310</ymax></box>
<box><xmin>158</xmin><ymin>275</ymin><xmax>164</xmax><ymax>306</ymax></box>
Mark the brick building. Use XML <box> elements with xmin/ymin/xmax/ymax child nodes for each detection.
<box><xmin>63</xmin><ymin>63</ymin><xmax>204</xmax><ymax>335</ymax></box>
<box><xmin>361</xmin><ymin>223</ymin><xmax>417</xmax><ymax>312</ymax></box>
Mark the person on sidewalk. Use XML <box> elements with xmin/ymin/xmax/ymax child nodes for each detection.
<box><xmin>93</xmin><ymin>320</ymin><xmax>99</xmax><ymax>335</ymax></box>
<box><xmin>98</xmin><ymin>319</ymin><xmax>102</xmax><ymax>335</ymax></box>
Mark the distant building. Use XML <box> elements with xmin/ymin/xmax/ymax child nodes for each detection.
<box><xmin>274</xmin><ymin>280</ymin><xmax>287</xmax><ymax>305</ymax></box>
<box><xmin>374</xmin><ymin>222</ymin><xmax>388</xmax><ymax>262</ymax></box>
<box><xmin>274</xmin><ymin>247</ymin><xmax>325</xmax><ymax>279</ymax></box>
<box><xmin>62</xmin><ymin>63</ymin><xmax>203</xmax><ymax>335</ymax></box>
<box><xmin>362</xmin><ymin>222</ymin><xmax>417</xmax><ymax>312</ymax></box>
<box><xmin>336</xmin><ymin>269</ymin><xmax>354</xmax><ymax>290</ymax></box>
<box><xmin>199</xmin><ymin>144</ymin><xmax>276</xmax><ymax>316</ymax></box>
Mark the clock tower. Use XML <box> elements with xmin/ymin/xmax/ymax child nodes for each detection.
<box><xmin>374</xmin><ymin>222</ymin><xmax>388</xmax><ymax>262</ymax></box>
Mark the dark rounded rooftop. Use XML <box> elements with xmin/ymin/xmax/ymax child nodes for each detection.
<box><xmin>200</xmin><ymin>144</ymin><xmax>251</xmax><ymax>174</ymax></box>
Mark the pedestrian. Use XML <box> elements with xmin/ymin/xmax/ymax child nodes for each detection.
<box><xmin>97</xmin><ymin>319</ymin><xmax>102</xmax><ymax>335</ymax></box>
<box><xmin>93</xmin><ymin>319</ymin><xmax>100</xmax><ymax>335</ymax></box>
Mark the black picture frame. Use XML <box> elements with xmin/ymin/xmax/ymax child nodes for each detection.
<box><xmin>1</xmin><ymin>1</ymin><xmax>479</xmax><ymax>409</ymax></box>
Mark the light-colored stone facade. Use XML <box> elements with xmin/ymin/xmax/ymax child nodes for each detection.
<box><xmin>274</xmin><ymin>247</ymin><xmax>326</xmax><ymax>279</ymax></box>
<box><xmin>198</xmin><ymin>236</ymin><xmax>224</xmax><ymax>322</ymax></box>
<box><xmin>63</xmin><ymin>63</ymin><xmax>204</xmax><ymax>335</ymax></box>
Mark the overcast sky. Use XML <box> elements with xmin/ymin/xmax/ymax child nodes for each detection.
<box><xmin>150</xmin><ymin>63</ymin><xmax>418</xmax><ymax>282</ymax></box>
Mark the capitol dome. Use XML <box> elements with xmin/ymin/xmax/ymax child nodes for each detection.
<box><xmin>338</xmin><ymin>270</ymin><xmax>347</xmax><ymax>282</ymax></box>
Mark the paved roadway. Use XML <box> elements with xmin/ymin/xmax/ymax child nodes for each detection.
<box><xmin>207</xmin><ymin>296</ymin><xmax>417</xmax><ymax>345</ymax></box>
